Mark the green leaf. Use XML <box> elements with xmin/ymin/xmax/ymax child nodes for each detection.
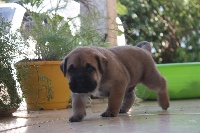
<box><xmin>117</xmin><ymin>0</ymin><xmax>128</xmax><ymax>15</ymax></box>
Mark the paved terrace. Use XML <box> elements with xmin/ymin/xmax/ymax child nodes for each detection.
<box><xmin>1</xmin><ymin>99</ymin><xmax>200</xmax><ymax>133</ymax></box>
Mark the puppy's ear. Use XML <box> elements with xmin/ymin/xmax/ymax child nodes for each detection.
<box><xmin>60</xmin><ymin>57</ymin><xmax>67</xmax><ymax>77</ymax></box>
<box><xmin>95</xmin><ymin>55</ymin><xmax>108</xmax><ymax>75</ymax></box>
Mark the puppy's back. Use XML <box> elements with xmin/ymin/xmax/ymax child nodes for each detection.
<box><xmin>108</xmin><ymin>45</ymin><xmax>156</xmax><ymax>84</ymax></box>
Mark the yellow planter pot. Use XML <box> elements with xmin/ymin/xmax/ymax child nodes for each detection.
<box><xmin>16</xmin><ymin>61</ymin><xmax>70</xmax><ymax>110</ymax></box>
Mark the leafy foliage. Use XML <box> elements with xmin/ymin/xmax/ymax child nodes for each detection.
<box><xmin>119</xmin><ymin>0</ymin><xmax>200</xmax><ymax>63</ymax></box>
<box><xmin>117</xmin><ymin>0</ymin><xmax>128</xmax><ymax>16</ymax></box>
<box><xmin>21</xmin><ymin>12</ymin><xmax>76</xmax><ymax>60</ymax></box>
<box><xmin>20</xmin><ymin>11</ymin><xmax>108</xmax><ymax>61</ymax></box>
<box><xmin>0</xmin><ymin>15</ymin><xmax>23</xmax><ymax>110</ymax></box>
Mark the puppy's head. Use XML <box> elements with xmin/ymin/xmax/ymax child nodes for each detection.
<box><xmin>60</xmin><ymin>47</ymin><xmax>108</xmax><ymax>94</ymax></box>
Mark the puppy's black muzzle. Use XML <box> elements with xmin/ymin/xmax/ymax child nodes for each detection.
<box><xmin>69</xmin><ymin>75</ymin><xmax>97</xmax><ymax>93</ymax></box>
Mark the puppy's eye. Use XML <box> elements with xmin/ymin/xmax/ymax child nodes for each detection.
<box><xmin>68</xmin><ymin>67</ymin><xmax>75</xmax><ymax>74</ymax></box>
<box><xmin>86</xmin><ymin>66</ymin><xmax>95</xmax><ymax>73</ymax></box>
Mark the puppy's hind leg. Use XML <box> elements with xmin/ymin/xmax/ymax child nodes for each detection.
<box><xmin>119</xmin><ymin>86</ymin><xmax>136</xmax><ymax>113</ymax></box>
<box><xmin>142</xmin><ymin>70</ymin><xmax>170</xmax><ymax>110</ymax></box>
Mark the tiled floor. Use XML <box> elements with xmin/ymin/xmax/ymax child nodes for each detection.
<box><xmin>1</xmin><ymin>99</ymin><xmax>200</xmax><ymax>133</ymax></box>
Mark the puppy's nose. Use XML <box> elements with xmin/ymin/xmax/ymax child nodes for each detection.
<box><xmin>76</xmin><ymin>79</ymin><xmax>84</xmax><ymax>84</ymax></box>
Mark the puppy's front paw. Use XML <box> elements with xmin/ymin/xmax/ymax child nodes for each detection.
<box><xmin>69</xmin><ymin>115</ymin><xmax>84</xmax><ymax>122</ymax></box>
<box><xmin>101</xmin><ymin>111</ymin><xmax>116</xmax><ymax>117</ymax></box>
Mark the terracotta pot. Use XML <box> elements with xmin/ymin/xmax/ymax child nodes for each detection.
<box><xmin>16</xmin><ymin>61</ymin><xmax>70</xmax><ymax>110</ymax></box>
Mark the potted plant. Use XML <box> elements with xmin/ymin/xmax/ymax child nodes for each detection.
<box><xmin>0</xmin><ymin>15</ymin><xmax>23</xmax><ymax>116</ymax></box>
<box><xmin>15</xmin><ymin>12</ymin><xmax>74</xmax><ymax>110</ymax></box>
<box><xmin>15</xmin><ymin>10</ymin><xmax>107</xmax><ymax>110</ymax></box>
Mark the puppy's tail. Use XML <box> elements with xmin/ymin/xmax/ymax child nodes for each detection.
<box><xmin>136</xmin><ymin>41</ymin><xmax>151</xmax><ymax>53</ymax></box>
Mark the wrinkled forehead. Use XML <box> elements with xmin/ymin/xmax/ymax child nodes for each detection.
<box><xmin>67</xmin><ymin>52</ymin><xmax>97</xmax><ymax>68</ymax></box>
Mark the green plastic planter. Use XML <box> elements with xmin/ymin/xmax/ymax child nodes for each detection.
<box><xmin>136</xmin><ymin>62</ymin><xmax>200</xmax><ymax>100</ymax></box>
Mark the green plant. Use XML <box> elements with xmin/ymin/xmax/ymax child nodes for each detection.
<box><xmin>21</xmin><ymin>11</ymin><xmax>108</xmax><ymax>61</ymax></box>
<box><xmin>119</xmin><ymin>0</ymin><xmax>200</xmax><ymax>63</ymax></box>
<box><xmin>0</xmin><ymin>14</ymin><xmax>23</xmax><ymax>114</ymax></box>
<box><xmin>21</xmin><ymin>13</ymin><xmax>73</xmax><ymax>60</ymax></box>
